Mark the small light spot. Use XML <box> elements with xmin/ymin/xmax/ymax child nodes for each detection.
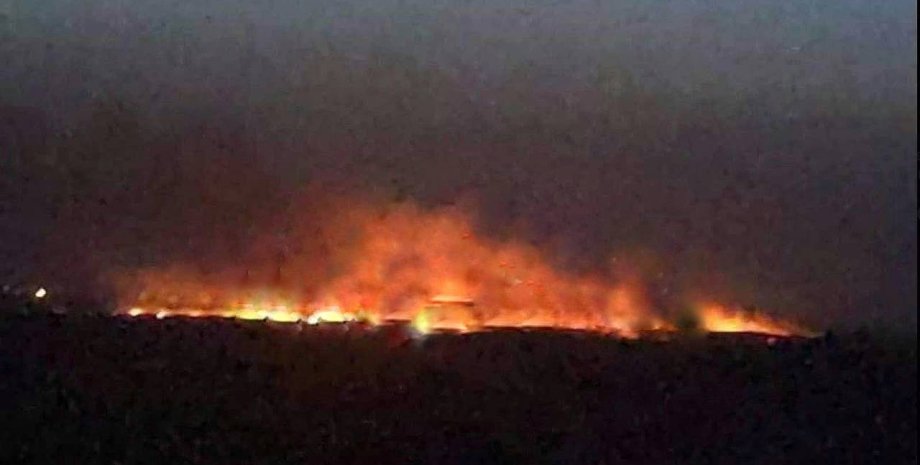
<box><xmin>34</xmin><ymin>287</ymin><xmax>47</xmax><ymax>299</ymax></box>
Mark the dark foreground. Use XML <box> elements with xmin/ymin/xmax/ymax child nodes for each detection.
<box><xmin>1</xmin><ymin>314</ymin><xmax>916</xmax><ymax>465</ymax></box>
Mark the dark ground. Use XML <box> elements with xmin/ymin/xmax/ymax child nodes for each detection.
<box><xmin>1</xmin><ymin>313</ymin><xmax>916</xmax><ymax>465</ymax></box>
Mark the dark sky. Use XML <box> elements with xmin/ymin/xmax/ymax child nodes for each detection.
<box><xmin>1</xmin><ymin>0</ymin><xmax>916</xmax><ymax>329</ymax></box>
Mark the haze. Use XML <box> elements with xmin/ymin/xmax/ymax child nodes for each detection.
<box><xmin>1</xmin><ymin>0</ymin><xmax>916</xmax><ymax>330</ymax></box>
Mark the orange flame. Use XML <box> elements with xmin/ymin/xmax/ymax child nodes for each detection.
<box><xmin>697</xmin><ymin>303</ymin><xmax>806</xmax><ymax>336</ymax></box>
<box><xmin>114</xmin><ymin>198</ymin><xmax>808</xmax><ymax>338</ymax></box>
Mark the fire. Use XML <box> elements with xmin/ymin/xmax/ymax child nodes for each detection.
<box><xmin>114</xmin><ymin>196</ymin><xmax>808</xmax><ymax>338</ymax></box>
<box><xmin>698</xmin><ymin>304</ymin><xmax>804</xmax><ymax>336</ymax></box>
<box><xmin>305</xmin><ymin>306</ymin><xmax>357</xmax><ymax>325</ymax></box>
<box><xmin>127</xmin><ymin>307</ymin><xmax>145</xmax><ymax>317</ymax></box>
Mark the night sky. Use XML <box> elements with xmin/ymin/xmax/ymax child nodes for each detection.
<box><xmin>1</xmin><ymin>0</ymin><xmax>916</xmax><ymax>330</ymax></box>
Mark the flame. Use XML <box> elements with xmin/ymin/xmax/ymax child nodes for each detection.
<box><xmin>305</xmin><ymin>306</ymin><xmax>357</xmax><ymax>325</ymax></box>
<box><xmin>127</xmin><ymin>307</ymin><xmax>145</xmax><ymax>317</ymax></box>
<box><xmin>114</xmin><ymin>197</ymin><xmax>808</xmax><ymax>338</ymax></box>
<box><xmin>698</xmin><ymin>303</ymin><xmax>803</xmax><ymax>336</ymax></box>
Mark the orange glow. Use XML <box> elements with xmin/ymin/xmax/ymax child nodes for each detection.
<box><xmin>698</xmin><ymin>304</ymin><xmax>805</xmax><ymax>336</ymax></box>
<box><xmin>114</xmin><ymin>197</ymin><xmax>808</xmax><ymax>338</ymax></box>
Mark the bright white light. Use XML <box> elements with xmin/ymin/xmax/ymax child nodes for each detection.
<box><xmin>34</xmin><ymin>287</ymin><xmax>47</xmax><ymax>299</ymax></box>
<box><xmin>127</xmin><ymin>307</ymin><xmax>145</xmax><ymax>317</ymax></box>
<box><xmin>305</xmin><ymin>307</ymin><xmax>356</xmax><ymax>325</ymax></box>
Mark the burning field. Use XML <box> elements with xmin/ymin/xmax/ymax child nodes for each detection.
<box><xmin>1</xmin><ymin>0</ymin><xmax>914</xmax><ymax>462</ymax></box>
<box><xmin>112</xmin><ymin>192</ymin><xmax>807</xmax><ymax>338</ymax></box>
<box><xmin>0</xmin><ymin>195</ymin><xmax>911</xmax><ymax>463</ymax></box>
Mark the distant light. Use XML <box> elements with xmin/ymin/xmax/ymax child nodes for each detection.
<box><xmin>34</xmin><ymin>287</ymin><xmax>47</xmax><ymax>299</ymax></box>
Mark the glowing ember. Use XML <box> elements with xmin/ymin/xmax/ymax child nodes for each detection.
<box><xmin>114</xmin><ymin>197</ymin><xmax>809</xmax><ymax>338</ymax></box>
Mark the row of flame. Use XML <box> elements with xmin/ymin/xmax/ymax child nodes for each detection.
<box><xmin>121</xmin><ymin>299</ymin><xmax>803</xmax><ymax>337</ymax></box>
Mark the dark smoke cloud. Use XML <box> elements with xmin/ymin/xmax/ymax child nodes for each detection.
<box><xmin>0</xmin><ymin>0</ymin><xmax>916</xmax><ymax>329</ymax></box>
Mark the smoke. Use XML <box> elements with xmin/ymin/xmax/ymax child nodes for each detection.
<box><xmin>1</xmin><ymin>0</ymin><xmax>916</xmax><ymax>328</ymax></box>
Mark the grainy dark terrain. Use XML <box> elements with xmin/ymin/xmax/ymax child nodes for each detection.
<box><xmin>1</xmin><ymin>313</ymin><xmax>915</xmax><ymax>465</ymax></box>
